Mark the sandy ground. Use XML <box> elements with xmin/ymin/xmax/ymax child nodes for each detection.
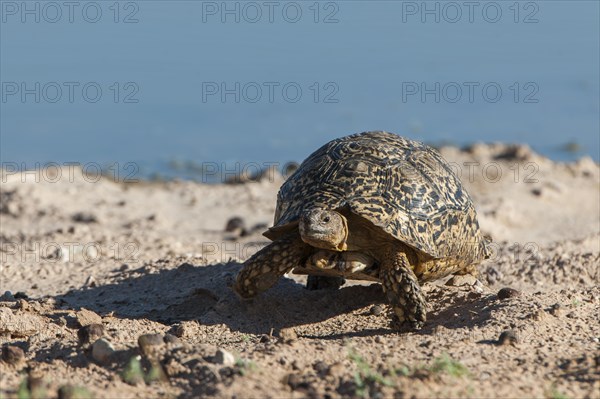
<box><xmin>0</xmin><ymin>143</ymin><xmax>599</xmax><ymax>399</ymax></box>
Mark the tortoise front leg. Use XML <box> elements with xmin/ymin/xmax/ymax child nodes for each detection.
<box><xmin>233</xmin><ymin>233</ymin><xmax>309</xmax><ymax>298</ymax></box>
<box><xmin>379</xmin><ymin>248</ymin><xmax>427</xmax><ymax>329</ymax></box>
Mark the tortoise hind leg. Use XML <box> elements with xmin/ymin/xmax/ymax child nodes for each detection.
<box><xmin>233</xmin><ymin>232</ymin><xmax>309</xmax><ymax>298</ymax></box>
<box><xmin>379</xmin><ymin>248</ymin><xmax>427</xmax><ymax>329</ymax></box>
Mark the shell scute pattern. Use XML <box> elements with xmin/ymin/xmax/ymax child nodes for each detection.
<box><xmin>273</xmin><ymin>131</ymin><xmax>487</xmax><ymax>261</ymax></box>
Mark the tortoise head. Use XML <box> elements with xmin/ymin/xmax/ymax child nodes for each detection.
<box><xmin>299</xmin><ymin>209</ymin><xmax>348</xmax><ymax>251</ymax></box>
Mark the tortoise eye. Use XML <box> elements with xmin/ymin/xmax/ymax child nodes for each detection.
<box><xmin>323</xmin><ymin>216</ymin><xmax>331</xmax><ymax>223</ymax></box>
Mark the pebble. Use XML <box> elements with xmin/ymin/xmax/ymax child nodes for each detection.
<box><xmin>285</xmin><ymin>373</ymin><xmax>302</xmax><ymax>390</ymax></box>
<box><xmin>138</xmin><ymin>333</ymin><xmax>165</xmax><ymax>358</ymax></box>
<box><xmin>497</xmin><ymin>288</ymin><xmax>522</xmax><ymax>300</ymax></box>
<box><xmin>76</xmin><ymin>308</ymin><xmax>102</xmax><ymax>327</ymax></box>
<box><xmin>57</xmin><ymin>385</ymin><xmax>91</xmax><ymax>399</ymax></box>
<box><xmin>530</xmin><ymin>188</ymin><xmax>542</xmax><ymax>196</ymax></box>
<box><xmin>71</xmin><ymin>212</ymin><xmax>98</xmax><ymax>224</ymax></box>
<box><xmin>548</xmin><ymin>303</ymin><xmax>563</xmax><ymax>317</ymax></box>
<box><xmin>370</xmin><ymin>305</ymin><xmax>384</xmax><ymax>315</ymax></box>
<box><xmin>213</xmin><ymin>348</ymin><xmax>235</xmax><ymax>366</ymax></box>
<box><xmin>163</xmin><ymin>334</ymin><xmax>182</xmax><ymax>345</ymax></box>
<box><xmin>291</xmin><ymin>360</ymin><xmax>304</xmax><ymax>370</ymax></box>
<box><xmin>498</xmin><ymin>330</ymin><xmax>518</xmax><ymax>346</ymax></box>
<box><xmin>78</xmin><ymin>324</ymin><xmax>104</xmax><ymax>347</ymax></box>
<box><xmin>1</xmin><ymin>345</ymin><xmax>25</xmax><ymax>365</ymax></box>
<box><xmin>278</xmin><ymin>327</ymin><xmax>298</xmax><ymax>343</ymax></box>
<box><xmin>225</xmin><ymin>216</ymin><xmax>245</xmax><ymax>232</ymax></box>
<box><xmin>259</xmin><ymin>334</ymin><xmax>272</xmax><ymax>343</ymax></box>
<box><xmin>1</xmin><ymin>291</ymin><xmax>15</xmax><ymax>301</ymax></box>
<box><xmin>171</xmin><ymin>321</ymin><xmax>199</xmax><ymax>338</ymax></box>
<box><xmin>14</xmin><ymin>292</ymin><xmax>28</xmax><ymax>299</ymax></box>
<box><xmin>91</xmin><ymin>338</ymin><xmax>115</xmax><ymax>364</ymax></box>
<box><xmin>313</xmin><ymin>361</ymin><xmax>329</xmax><ymax>376</ymax></box>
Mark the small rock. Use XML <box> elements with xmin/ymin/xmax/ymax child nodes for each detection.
<box><xmin>225</xmin><ymin>216</ymin><xmax>245</xmax><ymax>232</ymax></box>
<box><xmin>313</xmin><ymin>361</ymin><xmax>329</xmax><ymax>377</ymax></box>
<box><xmin>2</xmin><ymin>345</ymin><xmax>25</xmax><ymax>365</ymax></box>
<box><xmin>76</xmin><ymin>308</ymin><xmax>102</xmax><ymax>327</ymax></box>
<box><xmin>138</xmin><ymin>333</ymin><xmax>165</xmax><ymax>358</ymax></box>
<box><xmin>78</xmin><ymin>323</ymin><xmax>104</xmax><ymax>347</ymax></box>
<box><xmin>14</xmin><ymin>292</ymin><xmax>28</xmax><ymax>299</ymax></box>
<box><xmin>548</xmin><ymin>303</ymin><xmax>563</xmax><ymax>317</ymax></box>
<box><xmin>278</xmin><ymin>327</ymin><xmax>298</xmax><ymax>343</ymax></box>
<box><xmin>566</xmin><ymin>311</ymin><xmax>577</xmax><ymax>319</ymax></box>
<box><xmin>530</xmin><ymin>188</ymin><xmax>542</xmax><ymax>196</ymax></box>
<box><xmin>163</xmin><ymin>334</ymin><xmax>182</xmax><ymax>345</ymax></box>
<box><xmin>57</xmin><ymin>385</ymin><xmax>92</xmax><ymax>399</ymax></box>
<box><xmin>1</xmin><ymin>291</ymin><xmax>15</xmax><ymax>301</ymax></box>
<box><xmin>259</xmin><ymin>334</ymin><xmax>271</xmax><ymax>343</ymax></box>
<box><xmin>370</xmin><ymin>305</ymin><xmax>384</xmax><ymax>315</ymax></box>
<box><xmin>213</xmin><ymin>348</ymin><xmax>235</xmax><ymax>366</ymax></box>
<box><xmin>498</xmin><ymin>330</ymin><xmax>518</xmax><ymax>346</ymax></box>
<box><xmin>497</xmin><ymin>288</ymin><xmax>522</xmax><ymax>300</ymax></box>
<box><xmin>72</xmin><ymin>212</ymin><xmax>98</xmax><ymax>224</ymax></box>
<box><xmin>91</xmin><ymin>338</ymin><xmax>115</xmax><ymax>364</ymax></box>
<box><xmin>291</xmin><ymin>360</ymin><xmax>303</xmax><ymax>370</ymax></box>
<box><xmin>285</xmin><ymin>373</ymin><xmax>302</xmax><ymax>390</ymax></box>
<box><xmin>171</xmin><ymin>321</ymin><xmax>199</xmax><ymax>338</ymax></box>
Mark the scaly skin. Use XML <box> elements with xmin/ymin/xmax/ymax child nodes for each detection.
<box><xmin>379</xmin><ymin>246</ymin><xmax>427</xmax><ymax>329</ymax></box>
<box><xmin>233</xmin><ymin>232</ymin><xmax>309</xmax><ymax>298</ymax></box>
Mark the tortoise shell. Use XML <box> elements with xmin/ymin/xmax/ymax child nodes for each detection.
<box><xmin>266</xmin><ymin>131</ymin><xmax>488</xmax><ymax>262</ymax></box>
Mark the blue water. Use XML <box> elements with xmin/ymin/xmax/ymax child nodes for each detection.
<box><xmin>1</xmin><ymin>1</ymin><xmax>599</xmax><ymax>179</ymax></box>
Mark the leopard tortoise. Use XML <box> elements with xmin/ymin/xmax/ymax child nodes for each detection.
<box><xmin>233</xmin><ymin>131</ymin><xmax>489</xmax><ymax>329</ymax></box>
